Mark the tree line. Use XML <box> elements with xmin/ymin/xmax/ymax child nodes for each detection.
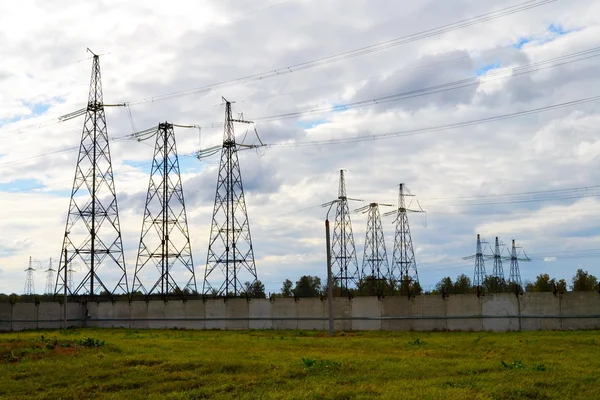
<box><xmin>1</xmin><ymin>269</ymin><xmax>598</xmax><ymax>303</ymax></box>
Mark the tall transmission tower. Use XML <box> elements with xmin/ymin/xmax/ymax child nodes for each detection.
<box><xmin>132</xmin><ymin>122</ymin><xmax>196</xmax><ymax>296</ymax></box>
<box><xmin>474</xmin><ymin>234</ymin><xmax>487</xmax><ymax>288</ymax></box>
<box><xmin>203</xmin><ymin>98</ymin><xmax>258</xmax><ymax>297</ymax></box>
<box><xmin>508</xmin><ymin>239</ymin><xmax>531</xmax><ymax>291</ymax></box>
<box><xmin>492</xmin><ymin>237</ymin><xmax>505</xmax><ymax>280</ymax></box>
<box><xmin>56</xmin><ymin>50</ymin><xmax>128</xmax><ymax>296</ymax></box>
<box><xmin>331</xmin><ymin>170</ymin><xmax>361</xmax><ymax>294</ymax></box>
<box><xmin>356</xmin><ymin>202</ymin><xmax>392</xmax><ymax>296</ymax></box>
<box><xmin>24</xmin><ymin>257</ymin><xmax>35</xmax><ymax>296</ymax></box>
<box><xmin>385</xmin><ymin>183</ymin><xmax>423</xmax><ymax>295</ymax></box>
<box><xmin>45</xmin><ymin>258</ymin><xmax>55</xmax><ymax>295</ymax></box>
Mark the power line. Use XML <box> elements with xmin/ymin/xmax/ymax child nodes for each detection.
<box><xmin>240</xmin><ymin>46</ymin><xmax>600</xmax><ymax>125</ymax></box>
<box><xmin>123</xmin><ymin>0</ymin><xmax>557</xmax><ymax>106</ymax></box>
<box><xmin>268</xmin><ymin>94</ymin><xmax>600</xmax><ymax>148</ymax></box>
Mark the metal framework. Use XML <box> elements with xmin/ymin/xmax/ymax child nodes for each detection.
<box><xmin>473</xmin><ymin>234</ymin><xmax>487</xmax><ymax>288</ymax></box>
<box><xmin>331</xmin><ymin>170</ymin><xmax>360</xmax><ymax>294</ymax></box>
<box><xmin>203</xmin><ymin>98</ymin><xmax>258</xmax><ymax>297</ymax></box>
<box><xmin>386</xmin><ymin>183</ymin><xmax>422</xmax><ymax>295</ymax></box>
<box><xmin>44</xmin><ymin>258</ymin><xmax>55</xmax><ymax>295</ymax></box>
<box><xmin>508</xmin><ymin>239</ymin><xmax>530</xmax><ymax>290</ymax></box>
<box><xmin>132</xmin><ymin>122</ymin><xmax>197</xmax><ymax>296</ymax></box>
<box><xmin>357</xmin><ymin>202</ymin><xmax>392</xmax><ymax>295</ymax></box>
<box><xmin>491</xmin><ymin>237</ymin><xmax>505</xmax><ymax>280</ymax></box>
<box><xmin>24</xmin><ymin>257</ymin><xmax>35</xmax><ymax>296</ymax></box>
<box><xmin>55</xmin><ymin>52</ymin><xmax>128</xmax><ymax>296</ymax></box>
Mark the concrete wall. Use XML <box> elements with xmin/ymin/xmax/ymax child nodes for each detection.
<box><xmin>1</xmin><ymin>292</ymin><xmax>599</xmax><ymax>332</ymax></box>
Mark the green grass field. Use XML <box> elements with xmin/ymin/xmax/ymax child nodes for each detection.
<box><xmin>1</xmin><ymin>329</ymin><xmax>599</xmax><ymax>399</ymax></box>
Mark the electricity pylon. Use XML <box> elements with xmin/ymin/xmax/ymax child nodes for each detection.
<box><xmin>356</xmin><ymin>202</ymin><xmax>393</xmax><ymax>296</ymax></box>
<box><xmin>385</xmin><ymin>183</ymin><xmax>423</xmax><ymax>295</ymax></box>
<box><xmin>132</xmin><ymin>122</ymin><xmax>196</xmax><ymax>296</ymax></box>
<box><xmin>463</xmin><ymin>234</ymin><xmax>488</xmax><ymax>290</ymax></box>
<box><xmin>507</xmin><ymin>239</ymin><xmax>531</xmax><ymax>292</ymax></box>
<box><xmin>56</xmin><ymin>50</ymin><xmax>128</xmax><ymax>296</ymax></box>
<box><xmin>24</xmin><ymin>257</ymin><xmax>36</xmax><ymax>296</ymax></box>
<box><xmin>331</xmin><ymin>170</ymin><xmax>361</xmax><ymax>295</ymax></box>
<box><xmin>44</xmin><ymin>258</ymin><xmax>55</xmax><ymax>295</ymax></box>
<box><xmin>491</xmin><ymin>237</ymin><xmax>505</xmax><ymax>280</ymax></box>
<box><xmin>203</xmin><ymin>98</ymin><xmax>258</xmax><ymax>297</ymax></box>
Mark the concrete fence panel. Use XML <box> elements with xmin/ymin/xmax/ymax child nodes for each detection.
<box><xmin>560</xmin><ymin>292</ymin><xmax>600</xmax><ymax>330</ymax></box>
<box><xmin>481</xmin><ymin>294</ymin><xmax>520</xmax><ymax>332</ymax></box>
<box><xmin>520</xmin><ymin>293</ymin><xmax>561</xmax><ymax>331</ymax></box>
<box><xmin>446</xmin><ymin>294</ymin><xmax>482</xmax><ymax>331</ymax></box>
<box><xmin>204</xmin><ymin>299</ymin><xmax>226</xmax><ymax>330</ymax></box>
<box><xmin>184</xmin><ymin>300</ymin><xmax>206</xmax><ymax>330</ymax></box>
<box><xmin>272</xmin><ymin>298</ymin><xmax>297</xmax><ymax>330</ymax></box>
<box><xmin>351</xmin><ymin>297</ymin><xmax>381</xmax><ymax>331</ymax></box>
<box><xmin>248</xmin><ymin>299</ymin><xmax>272</xmax><ymax>330</ymax></box>
<box><xmin>0</xmin><ymin>303</ymin><xmax>12</xmax><ymax>331</ymax></box>
<box><xmin>226</xmin><ymin>299</ymin><xmax>250</xmax><ymax>330</ymax></box>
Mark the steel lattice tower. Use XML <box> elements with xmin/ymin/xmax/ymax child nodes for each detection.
<box><xmin>508</xmin><ymin>239</ymin><xmax>530</xmax><ymax>290</ymax></box>
<box><xmin>387</xmin><ymin>184</ymin><xmax>422</xmax><ymax>295</ymax></box>
<box><xmin>203</xmin><ymin>99</ymin><xmax>257</xmax><ymax>297</ymax></box>
<box><xmin>55</xmin><ymin>52</ymin><xmax>128</xmax><ymax>296</ymax></box>
<box><xmin>133</xmin><ymin>122</ymin><xmax>196</xmax><ymax>296</ymax></box>
<box><xmin>45</xmin><ymin>258</ymin><xmax>55</xmax><ymax>295</ymax></box>
<box><xmin>473</xmin><ymin>234</ymin><xmax>487</xmax><ymax>288</ymax></box>
<box><xmin>24</xmin><ymin>257</ymin><xmax>35</xmax><ymax>296</ymax></box>
<box><xmin>331</xmin><ymin>170</ymin><xmax>360</xmax><ymax>294</ymax></box>
<box><xmin>358</xmin><ymin>203</ymin><xmax>391</xmax><ymax>295</ymax></box>
<box><xmin>492</xmin><ymin>237</ymin><xmax>505</xmax><ymax>280</ymax></box>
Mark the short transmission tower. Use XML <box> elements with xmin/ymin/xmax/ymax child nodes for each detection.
<box><xmin>24</xmin><ymin>257</ymin><xmax>36</xmax><ymax>296</ymax></box>
<box><xmin>463</xmin><ymin>234</ymin><xmax>488</xmax><ymax>292</ymax></box>
<box><xmin>56</xmin><ymin>50</ymin><xmax>128</xmax><ymax>296</ymax></box>
<box><xmin>508</xmin><ymin>239</ymin><xmax>531</xmax><ymax>292</ymax></box>
<box><xmin>133</xmin><ymin>122</ymin><xmax>197</xmax><ymax>296</ymax></box>
<box><xmin>203</xmin><ymin>98</ymin><xmax>258</xmax><ymax>297</ymax></box>
<box><xmin>45</xmin><ymin>258</ymin><xmax>55</xmax><ymax>295</ymax></box>
<box><xmin>356</xmin><ymin>202</ymin><xmax>392</xmax><ymax>296</ymax></box>
<box><xmin>331</xmin><ymin>170</ymin><xmax>361</xmax><ymax>294</ymax></box>
<box><xmin>385</xmin><ymin>183</ymin><xmax>423</xmax><ymax>295</ymax></box>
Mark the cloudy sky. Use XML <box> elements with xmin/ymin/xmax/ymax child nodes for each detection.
<box><xmin>1</xmin><ymin>0</ymin><xmax>600</xmax><ymax>295</ymax></box>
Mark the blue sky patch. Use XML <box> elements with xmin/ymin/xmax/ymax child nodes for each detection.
<box><xmin>0</xmin><ymin>179</ymin><xmax>43</xmax><ymax>193</ymax></box>
<box><xmin>297</xmin><ymin>118</ymin><xmax>326</xmax><ymax>129</ymax></box>
<box><xmin>476</xmin><ymin>61</ymin><xmax>501</xmax><ymax>76</ymax></box>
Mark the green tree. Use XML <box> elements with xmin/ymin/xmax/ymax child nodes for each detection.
<box><xmin>453</xmin><ymin>274</ymin><xmax>472</xmax><ymax>294</ymax></box>
<box><xmin>571</xmin><ymin>269</ymin><xmax>599</xmax><ymax>291</ymax></box>
<box><xmin>483</xmin><ymin>276</ymin><xmax>507</xmax><ymax>293</ymax></box>
<box><xmin>525</xmin><ymin>274</ymin><xmax>553</xmax><ymax>292</ymax></box>
<box><xmin>280</xmin><ymin>279</ymin><xmax>294</xmax><ymax>297</ymax></box>
<box><xmin>242</xmin><ymin>280</ymin><xmax>266</xmax><ymax>298</ymax></box>
<box><xmin>294</xmin><ymin>276</ymin><xmax>322</xmax><ymax>297</ymax></box>
<box><xmin>435</xmin><ymin>277</ymin><xmax>453</xmax><ymax>294</ymax></box>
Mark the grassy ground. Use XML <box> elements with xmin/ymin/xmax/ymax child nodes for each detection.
<box><xmin>0</xmin><ymin>329</ymin><xmax>599</xmax><ymax>399</ymax></box>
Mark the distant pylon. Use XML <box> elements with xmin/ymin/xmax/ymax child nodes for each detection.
<box><xmin>508</xmin><ymin>239</ymin><xmax>531</xmax><ymax>291</ymax></box>
<box><xmin>24</xmin><ymin>257</ymin><xmax>35</xmax><ymax>296</ymax></box>
<box><xmin>357</xmin><ymin>202</ymin><xmax>392</xmax><ymax>296</ymax></box>
<box><xmin>331</xmin><ymin>170</ymin><xmax>360</xmax><ymax>294</ymax></box>
<box><xmin>133</xmin><ymin>122</ymin><xmax>197</xmax><ymax>296</ymax></box>
<box><xmin>68</xmin><ymin>266</ymin><xmax>75</xmax><ymax>292</ymax></box>
<box><xmin>45</xmin><ymin>258</ymin><xmax>55</xmax><ymax>295</ymax></box>
<box><xmin>386</xmin><ymin>183</ymin><xmax>423</xmax><ymax>295</ymax></box>
<box><xmin>492</xmin><ymin>237</ymin><xmax>505</xmax><ymax>280</ymax></box>
<box><xmin>56</xmin><ymin>50</ymin><xmax>128</xmax><ymax>296</ymax></box>
<box><xmin>473</xmin><ymin>234</ymin><xmax>487</xmax><ymax>288</ymax></box>
<box><xmin>203</xmin><ymin>98</ymin><xmax>258</xmax><ymax>297</ymax></box>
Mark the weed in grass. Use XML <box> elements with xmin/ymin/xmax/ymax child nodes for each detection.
<box><xmin>533</xmin><ymin>363</ymin><xmax>547</xmax><ymax>371</ymax></box>
<box><xmin>408</xmin><ymin>337</ymin><xmax>426</xmax><ymax>346</ymax></box>
<box><xmin>501</xmin><ymin>360</ymin><xmax>525</xmax><ymax>370</ymax></box>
